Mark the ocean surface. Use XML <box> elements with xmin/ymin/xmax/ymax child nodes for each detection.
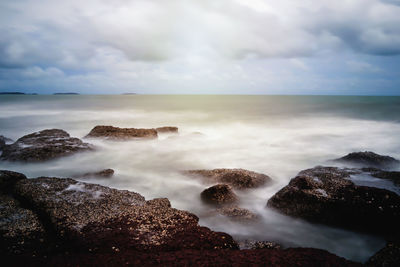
<box><xmin>1</xmin><ymin>95</ymin><xmax>400</xmax><ymax>262</ymax></box>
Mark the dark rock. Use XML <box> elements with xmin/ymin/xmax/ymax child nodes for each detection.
<box><xmin>13</xmin><ymin>177</ymin><xmax>238</xmax><ymax>252</ymax></box>
<box><xmin>7</xmin><ymin>247</ymin><xmax>361</xmax><ymax>266</ymax></box>
<box><xmin>0</xmin><ymin>129</ymin><xmax>93</xmax><ymax>162</ymax></box>
<box><xmin>77</xmin><ymin>169</ymin><xmax>115</xmax><ymax>179</ymax></box>
<box><xmin>85</xmin><ymin>125</ymin><xmax>158</xmax><ymax>140</ymax></box>
<box><xmin>371</xmin><ymin>171</ymin><xmax>400</xmax><ymax>186</ymax></box>
<box><xmin>217</xmin><ymin>206</ymin><xmax>259</xmax><ymax>222</ymax></box>
<box><xmin>0</xmin><ymin>195</ymin><xmax>47</xmax><ymax>255</ymax></box>
<box><xmin>267</xmin><ymin>166</ymin><xmax>400</xmax><ymax>235</ymax></box>
<box><xmin>0</xmin><ymin>135</ymin><xmax>13</xmax><ymax>150</ymax></box>
<box><xmin>0</xmin><ymin>170</ymin><xmax>27</xmax><ymax>193</ymax></box>
<box><xmin>185</xmin><ymin>168</ymin><xmax>271</xmax><ymax>189</ymax></box>
<box><xmin>239</xmin><ymin>240</ymin><xmax>282</xmax><ymax>250</ymax></box>
<box><xmin>155</xmin><ymin>127</ymin><xmax>178</xmax><ymax>133</ymax></box>
<box><xmin>366</xmin><ymin>241</ymin><xmax>400</xmax><ymax>267</ymax></box>
<box><xmin>201</xmin><ymin>184</ymin><xmax>238</xmax><ymax>206</ymax></box>
<box><xmin>334</xmin><ymin>151</ymin><xmax>400</xmax><ymax>169</ymax></box>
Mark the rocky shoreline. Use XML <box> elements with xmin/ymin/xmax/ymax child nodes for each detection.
<box><xmin>1</xmin><ymin>127</ymin><xmax>400</xmax><ymax>266</ymax></box>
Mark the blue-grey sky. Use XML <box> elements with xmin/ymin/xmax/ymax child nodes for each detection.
<box><xmin>1</xmin><ymin>0</ymin><xmax>400</xmax><ymax>95</ymax></box>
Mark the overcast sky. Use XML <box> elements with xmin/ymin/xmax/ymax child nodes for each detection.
<box><xmin>1</xmin><ymin>0</ymin><xmax>400</xmax><ymax>95</ymax></box>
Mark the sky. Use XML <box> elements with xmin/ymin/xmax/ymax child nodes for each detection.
<box><xmin>0</xmin><ymin>0</ymin><xmax>400</xmax><ymax>95</ymax></box>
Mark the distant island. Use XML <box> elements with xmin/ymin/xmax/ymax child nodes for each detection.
<box><xmin>53</xmin><ymin>93</ymin><xmax>80</xmax><ymax>95</ymax></box>
<box><xmin>0</xmin><ymin>92</ymin><xmax>37</xmax><ymax>95</ymax></box>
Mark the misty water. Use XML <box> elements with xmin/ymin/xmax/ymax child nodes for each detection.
<box><xmin>1</xmin><ymin>95</ymin><xmax>400</xmax><ymax>262</ymax></box>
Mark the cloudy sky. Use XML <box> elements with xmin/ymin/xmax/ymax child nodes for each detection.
<box><xmin>1</xmin><ymin>0</ymin><xmax>400</xmax><ymax>95</ymax></box>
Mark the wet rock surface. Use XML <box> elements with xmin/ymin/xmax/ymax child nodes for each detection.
<box><xmin>217</xmin><ymin>206</ymin><xmax>259</xmax><ymax>222</ymax></box>
<box><xmin>76</xmin><ymin>168</ymin><xmax>115</xmax><ymax>179</ymax></box>
<box><xmin>200</xmin><ymin>184</ymin><xmax>238</xmax><ymax>206</ymax></box>
<box><xmin>366</xmin><ymin>241</ymin><xmax>400</xmax><ymax>267</ymax></box>
<box><xmin>0</xmin><ymin>135</ymin><xmax>13</xmax><ymax>150</ymax></box>
<box><xmin>85</xmin><ymin>125</ymin><xmax>158</xmax><ymax>140</ymax></box>
<box><xmin>155</xmin><ymin>126</ymin><xmax>178</xmax><ymax>133</ymax></box>
<box><xmin>0</xmin><ymin>129</ymin><xmax>93</xmax><ymax>162</ymax></box>
<box><xmin>185</xmin><ymin>168</ymin><xmax>271</xmax><ymax>189</ymax></box>
<box><xmin>0</xmin><ymin>170</ymin><xmax>27</xmax><ymax>193</ymax></box>
<box><xmin>362</xmin><ymin>168</ymin><xmax>400</xmax><ymax>186</ymax></box>
<box><xmin>239</xmin><ymin>240</ymin><xmax>282</xmax><ymax>250</ymax></box>
<box><xmin>13</xmin><ymin>176</ymin><xmax>237</xmax><ymax>253</ymax></box>
<box><xmin>334</xmin><ymin>151</ymin><xmax>400</xmax><ymax>169</ymax></box>
<box><xmin>267</xmin><ymin>166</ymin><xmax>400</xmax><ymax>235</ymax></box>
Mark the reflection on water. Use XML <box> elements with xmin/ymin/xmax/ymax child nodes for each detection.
<box><xmin>1</xmin><ymin>95</ymin><xmax>400</xmax><ymax>262</ymax></box>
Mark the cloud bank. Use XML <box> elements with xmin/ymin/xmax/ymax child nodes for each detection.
<box><xmin>0</xmin><ymin>0</ymin><xmax>400</xmax><ymax>94</ymax></box>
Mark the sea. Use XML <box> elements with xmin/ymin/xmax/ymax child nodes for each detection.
<box><xmin>1</xmin><ymin>95</ymin><xmax>400</xmax><ymax>262</ymax></box>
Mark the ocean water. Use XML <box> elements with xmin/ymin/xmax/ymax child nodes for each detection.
<box><xmin>1</xmin><ymin>95</ymin><xmax>400</xmax><ymax>262</ymax></box>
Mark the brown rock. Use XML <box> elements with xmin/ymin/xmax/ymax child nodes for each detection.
<box><xmin>85</xmin><ymin>125</ymin><xmax>157</xmax><ymax>140</ymax></box>
<box><xmin>155</xmin><ymin>127</ymin><xmax>178</xmax><ymax>133</ymax></box>
<box><xmin>217</xmin><ymin>206</ymin><xmax>259</xmax><ymax>222</ymax></box>
<box><xmin>185</xmin><ymin>168</ymin><xmax>271</xmax><ymax>189</ymax></box>
<box><xmin>0</xmin><ymin>129</ymin><xmax>93</xmax><ymax>162</ymax></box>
<box><xmin>239</xmin><ymin>240</ymin><xmax>282</xmax><ymax>250</ymax></box>
<box><xmin>366</xmin><ymin>241</ymin><xmax>400</xmax><ymax>267</ymax></box>
<box><xmin>77</xmin><ymin>169</ymin><xmax>115</xmax><ymax>179</ymax></box>
<box><xmin>267</xmin><ymin>166</ymin><xmax>400</xmax><ymax>236</ymax></box>
<box><xmin>0</xmin><ymin>170</ymin><xmax>27</xmax><ymax>193</ymax></box>
<box><xmin>333</xmin><ymin>151</ymin><xmax>400</xmax><ymax>169</ymax></box>
<box><xmin>200</xmin><ymin>184</ymin><xmax>238</xmax><ymax>206</ymax></box>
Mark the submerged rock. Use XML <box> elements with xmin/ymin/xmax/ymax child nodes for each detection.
<box><xmin>13</xmin><ymin>176</ymin><xmax>238</xmax><ymax>252</ymax></box>
<box><xmin>267</xmin><ymin>166</ymin><xmax>400</xmax><ymax>235</ymax></box>
<box><xmin>185</xmin><ymin>168</ymin><xmax>271</xmax><ymax>189</ymax></box>
<box><xmin>0</xmin><ymin>129</ymin><xmax>93</xmax><ymax>162</ymax></box>
<box><xmin>217</xmin><ymin>206</ymin><xmax>259</xmax><ymax>222</ymax></box>
<box><xmin>334</xmin><ymin>151</ymin><xmax>400</xmax><ymax>169</ymax></box>
<box><xmin>155</xmin><ymin>126</ymin><xmax>178</xmax><ymax>133</ymax></box>
<box><xmin>366</xmin><ymin>241</ymin><xmax>400</xmax><ymax>267</ymax></box>
<box><xmin>368</xmin><ymin>170</ymin><xmax>400</xmax><ymax>186</ymax></box>
<box><xmin>201</xmin><ymin>184</ymin><xmax>238</xmax><ymax>206</ymax></box>
<box><xmin>85</xmin><ymin>125</ymin><xmax>158</xmax><ymax>140</ymax></box>
<box><xmin>77</xmin><ymin>169</ymin><xmax>115</xmax><ymax>179</ymax></box>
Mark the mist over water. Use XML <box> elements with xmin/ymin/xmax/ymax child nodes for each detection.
<box><xmin>1</xmin><ymin>95</ymin><xmax>400</xmax><ymax>262</ymax></box>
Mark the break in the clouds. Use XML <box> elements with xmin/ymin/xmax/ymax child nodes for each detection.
<box><xmin>0</xmin><ymin>0</ymin><xmax>400</xmax><ymax>95</ymax></box>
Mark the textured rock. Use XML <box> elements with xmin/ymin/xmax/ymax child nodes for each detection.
<box><xmin>0</xmin><ymin>170</ymin><xmax>27</xmax><ymax>193</ymax></box>
<box><xmin>239</xmin><ymin>240</ymin><xmax>282</xmax><ymax>250</ymax></box>
<box><xmin>85</xmin><ymin>125</ymin><xmax>158</xmax><ymax>140</ymax></box>
<box><xmin>200</xmin><ymin>184</ymin><xmax>238</xmax><ymax>206</ymax></box>
<box><xmin>0</xmin><ymin>129</ymin><xmax>93</xmax><ymax>162</ymax></box>
<box><xmin>267</xmin><ymin>166</ymin><xmax>400</xmax><ymax>235</ymax></box>
<box><xmin>217</xmin><ymin>206</ymin><xmax>259</xmax><ymax>222</ymax></box>
<box><xmin>334</xmin><ymin>151</ymin><xmax>400</xmax><ymax>169</ymax></box>
<box><xmin>155</xmin><ymin>127</ymin><xmax>178</xmax><ymax>133</ymax></box>
<box><xmin>13</xmin><ymin>177</ymin><xmax>238</xmax><ymax>252</ymax></box>
<box><xmin>185</xmin><ymin>168</ymin><xmax>271</xmax><ymax>189</ymax></box>
<box><xmin>366</xmin><ymin>241</ymin><xmax>400</xmax><ymax>267</ymax></box>
<box><xmin>0</xmin><ymin>135</ymin><xmax>13</xmax><ymax>150</ymax></box>
<box><xmin>77</xmin><ymin>169</ymin><xmax>115</xmax><ymax>179</ymax></box>
<box><xmin>368</xmin><ymin>170</ymin><xmax>400</xmax><ymax>186</ymax></box>
<box><xmin>7</xmin><ymin>247</ymin><xmax>361</xmax><ymax>267</ymax></box>
<box><xmin>0</xmin><ymin>195</ymin><xmax>47</xmax><ymax>255</ymax></box>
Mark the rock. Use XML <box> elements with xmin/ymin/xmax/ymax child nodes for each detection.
<box><xmin>370</xmin><ymin>171</ymin><xmax>400</xmax><ymax>186</ymax></box>
<box><xmin>77</xmin><ymin>169</ymin><xmax>115</xmax><ymax>179</ymax></box>
<box><xmin>334</xmin><ymin>151</ymin><xmax>400</xmax><ymax>169</ymax></box>
<box><xmin>85</xmin><ymin>125</ymin><xmax>158</xmax><ymax>140</ymax></box>
<box><xmin>0</xmin><ymin>129</ymin><xmax>93</xmax><ymax>162</ymax></box>
<box><xmin>0</xmin><ymin>194</ymin><xmax>47</xmax><ymax>255</ymax></box>
<box><xmin>13</xmin><ymin>177</ymin><xmax>238</xmax><ymax>252</ymax></box>
<box><xmin>239</xmin><ymin>240</ymin><xmax>282</xmax><ymax>250</ymax></box>
<box><xmin>201</xmin><ymin>184</ymin><xmax>238</xmax><ymax>206</ymax></box>
<box><xmin>155</xmin><ymin>127</ymin><xmax>178</xmax><ymax>133</ymax></box>
<box><xmin>366</xmin><ymin>241</ymin><xmax>400</xmax><ymax>267</ymax></box>
<box><xmin>0</xmin><ymin>170</ymin><xmax>27</xmax><ymax>193</ymax></box>
<box><xmin>217</xmin><ymin>206</ymin><xmax>259</xmax><ymax>222</ymax></box>
<box><xmin>185</xmin><ymin>168</ymin><xmax>271</xmax><ymax>189</ymax></box>
<box><xmin>267</xmin><ymin>166</ymin><xmax>400</xmax><ymax>235</ymax></box>
<box><xmin>0</xmin><ymin>135</ymin><xmax>13</xmax><ymax>150</ymax></box>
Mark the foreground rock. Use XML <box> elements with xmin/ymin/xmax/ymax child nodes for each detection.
<box><xmin>217</xmin><ymin>206</ymin><xmax>259</xmax><ymax>222</ymax></box>
<box><xmin>0</xmin><ymin>170</ymin><xmax>27</xmax><ymax>192</ymax></box>
<box><xmin>76</xmin><ymin>169</ymin><xmax>115</xmax><ymax>179</ymax></box>
<box><xmin>12</xmin><ymin>176</ymin><xmax>237</xmax><ymax>253</ymax></box>
<box><xmin>185</xmin><ymin>168</ymin><xmax>271</xmax><ymax>189</ymax></box>
<box><xmin>85</xmin><ymin>125</ymin><xmax>158</xmax><ymax>140</ymax></box>
<box><xmin>267</xmin><ymin>166</ymin><xmax>400</xmax><ymax>235</ymax></box>
<box><xmin>0</xmin><ymin>129</ymin><xmax>93</xmax><ymax>162</ymax></box>
<box><xmin>239</xmin><ymin>240</ymin><xmax>282</xmax><ymax>250</ymax></box>
<box><xmin>334</xmin><ymin>151</ymin><xmax>400</xmax><ymax>169</ymax></box>
<box><xmin>156</xmin><ymin>126</ymin><xmax>178</xmax><ymax>133</ymax></box>
<box><xmin>201</xmin><ymin>184</ymin><xmax>238</xmax><ymax>206</ymax></box>
<box><xmin>366</xmin><ymin>241</ymin><xmax>400</xmax><ymax>267</ymax></box>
